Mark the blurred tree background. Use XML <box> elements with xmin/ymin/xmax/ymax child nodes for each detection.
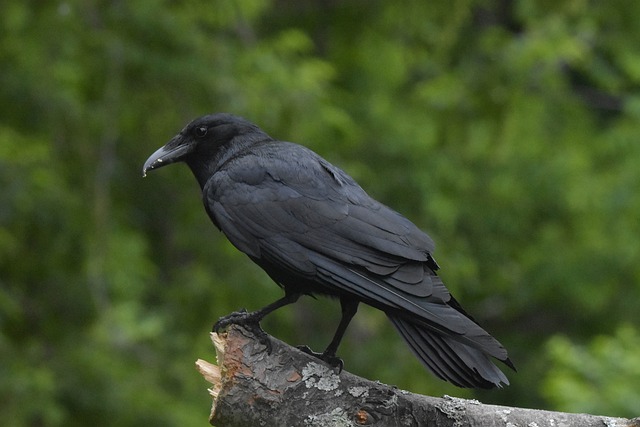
<box><xmin>1</xmin><ymin>0</ymin><xmax>639</xmax><ymax>425</ymax></box>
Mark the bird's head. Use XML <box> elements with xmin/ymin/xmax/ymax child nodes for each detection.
<box><xmin>143</xmin><ymin>113</ymin><xmax>268</xmax><ymax>186</ymax></box>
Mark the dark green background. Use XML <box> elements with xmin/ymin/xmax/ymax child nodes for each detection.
<box><xmin>1</xmin><ymin>1</ymin><xmax>639</xmax><ymax>425</ymax></box>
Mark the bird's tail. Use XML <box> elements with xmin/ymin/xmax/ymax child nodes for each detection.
<box><xmin>387</xmin><ymin>314</ymin><xmax>513</xmax><ymax>388</ymax></box>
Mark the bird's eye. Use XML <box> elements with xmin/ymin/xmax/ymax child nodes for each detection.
<box><xmin>195</xmin><ymin>126</ymin><xmax>208</xmax><ymax>138</ymax></box>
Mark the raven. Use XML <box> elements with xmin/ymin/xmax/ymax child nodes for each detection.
<box><xmin>143</xmin><ymin>113</ymin><xmax>514</xmax><ymax>388</ymax></box>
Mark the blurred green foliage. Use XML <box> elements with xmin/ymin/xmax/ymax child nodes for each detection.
<box><xmin>543</xmin><ymin>325</ymin><xmax>640</xmax><ymax>418</ymax></box>
<box><xmin>1</xmin><ymin>0</ymin><xmax>639</xmax><ymax>425</ymax></box>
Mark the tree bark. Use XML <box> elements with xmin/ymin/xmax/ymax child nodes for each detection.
<box><xmin>196</xmin><ymin>325</ymin><xmax>640</xmax><ymax>427</ymax></box>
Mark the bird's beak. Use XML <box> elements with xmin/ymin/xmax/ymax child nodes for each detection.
<box><xmin>142</xmin><ymin>135</ymin><xmax>191</xmax><ymax>177</ymax></box>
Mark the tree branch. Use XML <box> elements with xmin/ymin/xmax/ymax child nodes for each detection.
<box><xmin>195</xmin><ymin>325</ymin><xmax>640</xmax><ymax>427</ymax></box>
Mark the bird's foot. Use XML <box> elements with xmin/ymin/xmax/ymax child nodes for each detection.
<box><xmin>296</xmin><ymin>345</ymin><xmax>344</xmax><ymax>373</ymax></box>
<box><xmin>213</xmin><ymin>309</ymin><xmax>272</xmax><ymax>353</ymax></box>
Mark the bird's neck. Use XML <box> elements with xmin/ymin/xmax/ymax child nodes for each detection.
<box><xmin>187</xmin><ymin>158</ymin><xmax>218</xmax><ymax>190</ymax></box>
<box><xmin>187</xmin><ymin>133</ymin><xmax>272</xmax><ymax>190</ymax></box>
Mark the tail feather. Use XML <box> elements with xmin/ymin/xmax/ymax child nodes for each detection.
<box><xmin>396</xmin><ymin>319</ymin><xmax>471</xmax><ymax>386</ymax></box>
<box><xmin>388</xmin><ymin>314</ymin><xmax>511</xmax><ymax>389</ymax></box>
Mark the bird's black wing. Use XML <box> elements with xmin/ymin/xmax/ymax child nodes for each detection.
<box><xmin>204</xmin><ymin>142</ymin><xmax>510</xmax><ymax>385</ymax></box>
<box><xmin>204</xmin><ymin>142</ymin><xmax>440</xmax><ymax>293</ymax></box>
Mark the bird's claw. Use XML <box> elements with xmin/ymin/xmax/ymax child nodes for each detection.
<box><xmin>212</xmin><ymin>308</ymin><xmax>248</xmax><ymax>333</ymax></box>
<box><xmin>213</xmin><ymin>309</ymin><xmax>272</xmax><ymax>353</ymax></box>
<box><xmin>296</xmin><ymin>345</ymin><xmax>344</xmax><ymax>373</ymax></box>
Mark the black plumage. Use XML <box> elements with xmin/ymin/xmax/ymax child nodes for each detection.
<box><xmin>143</xmin><ymin>113</ymin><xmax>515</xmax><ymax>388</ymax></box>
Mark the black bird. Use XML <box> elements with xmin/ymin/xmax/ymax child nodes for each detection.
<box><xmin>143</xmin><ymin>113</ymin><xmax>514</xmax><ymax>388</ymax></box>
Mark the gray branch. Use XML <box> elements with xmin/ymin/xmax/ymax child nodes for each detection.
<box><xmin>195</xmin><ymin>326</ymin><xmax>639</xmax><ymax>427</ymax></box>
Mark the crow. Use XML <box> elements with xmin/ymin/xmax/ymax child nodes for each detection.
<box><xmin>143</xmin><ymin>113</ymin><xmax>515</xmax><ymax>388</ymax></box>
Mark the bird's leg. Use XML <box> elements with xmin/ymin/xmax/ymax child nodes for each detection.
<box><xmin>298</xmin><ymin>297</ymin><xmax>359</xmax><ymax>372</ymax></box>
<box><xmin>213</xmin><ymin>292</ymin><xmax>301</xmax><ymax>352</ymax></box>
<box><xmin>324</xmin><ymin>298</ymin><xmax>359</xmax><ymax>357</ymax></box>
